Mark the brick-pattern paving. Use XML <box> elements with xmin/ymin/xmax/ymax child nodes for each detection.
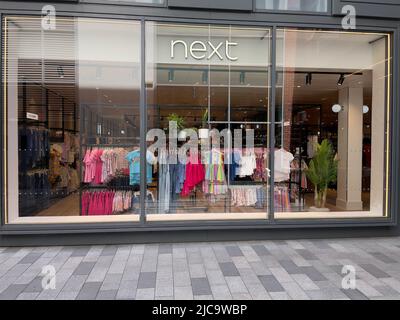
<box><xmin>0</xmin><ymin>237</ymin><xmax>400</xmax><ymax>300</ymax></box>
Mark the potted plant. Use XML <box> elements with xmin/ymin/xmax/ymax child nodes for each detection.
<box><xmin>305</xmin><ymin>139</ymin><xmax>338</xmax><ymax>211</ymax></box>
<box><xmin>198</xmin><ymin>109</ymin><xmax>209</xmax><ymax>139</ymax></box>
<box><xmin>167</xmin><ymin>113</ymin><xmax>186</xmax><ymax>139</ymax></box>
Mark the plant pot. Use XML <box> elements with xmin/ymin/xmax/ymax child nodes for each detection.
<box><xmin>178</xmin><ymin>130</ymin><xmax>187</xmax><ymax>140</ymax></box>
<box><xmin>199</xmin><ymin>128</ymin><xmax>209</xmax><ymax>139</ymax></box>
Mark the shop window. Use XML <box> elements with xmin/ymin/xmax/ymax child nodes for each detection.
<box><xmin>145</xmin><ymin>23</ymin><xmax>271</xmax><ymax>221</ymax></box>
<box><xmin>256</xmin><ymin>0</ymin><xmax>329</xmax><ymax>13</ymax></box>
<box><xmin>3</xmin><ymin>16</ymin><xmax>142</xmax><ymax>223</ymax></box>
<box><xmin>274</xmin><ymin>29</ymin><xmax>391</xmax><ymax>219</ymax></box>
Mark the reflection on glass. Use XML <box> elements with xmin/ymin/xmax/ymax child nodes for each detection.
<box><xmin>274</xmin><ymin>29</ymin><xmax>390</xmax><ymax>219</ymax></box>
<box><xmin>256</xmin><ymin>0</ymin><xmax>328</xmax><ymax>12</ymax></box>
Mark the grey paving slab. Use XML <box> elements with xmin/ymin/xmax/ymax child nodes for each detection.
<box><xmin>137</xmin><ymin>272</ymin><xmax>156</xmax><ymax>289</ymax></box>
<box><xmin>76</xmin><ymin>282</ymin><xmax>102</xmax><ymax>300</ymax></box>
<box><xmin>0</xmin><ymin>284</ymin><xmax>27</xmax><ymax>300</ymax></box>
<box><xmin>18</xmin><ymin>253</ymin><xmax>43</xmax><ymax>264</ymax></box>
<box><xmin>360</xmin><ymin>264</ymin><xmax>391</xmax><ymax>279</ymax></box>
<box><xmin>174</xmin><ymin>286</ymin><xmax>194</xmax><ymax>300</ymax></box>
<box><xmin>210</xmin><ymin>284</ymin><xmax>232</xmax><ymax>300</ymax></box>
<box><xmin>96</xmin><ymin>290</ymin><xmax>117</xmax><ymax>300</ymax></box>
<box><xmin>136</xmin><ymin>288</ymin><xmax>155</xmax><ymax>300</ymax></box>
<box><xmin>191</xmin><ymin>277</ymin><xmax>212</xmax><ymax>296</ymax></box>
<box><xmin>73</xmin><ymin>262</ymin><xmax>96</xmax><ymax>276</ymax></box>
<box><xmin>341</xmin><ymin>289</ymin><xmax>369</xmax><ymax>300</ymax></box>
<box><xmin>219</xmin><ymin>262</ymin><xmax>240</xmax><ymax>277</ymax></box>
<box><xmin>226</xmin><ymin>246</ymin><xmax>244</xmax><ymax>257</ymax></box>
<box><xmin>159</xmin><ymin>244</ymin><xmax>173</xmax><ymax>255</ymax></box>
<box><xmin>258</xmin><ymin>275</ymin><xmax>285</xmax><ymax>293</ymax></box>
<box><xmin>251</xmin><ymin>245</ymin><xmax>270</xmax><ymax>257</ymax></box>
<box><xmin>0</xmin><ymin>237</ymin><xmax>400</xmax><ymax>300</ymax></box>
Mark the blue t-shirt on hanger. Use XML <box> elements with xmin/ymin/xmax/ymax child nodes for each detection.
<box><xmin>126</xmin><ymin>150</ymin><xmax>155</xmax><ymax>185</ymax></box>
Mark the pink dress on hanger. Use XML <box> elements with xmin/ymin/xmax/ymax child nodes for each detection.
<box><xmin>181</xmin><ymin>152</ymin><xmax>205</xmax><ymax>196</ymax></box>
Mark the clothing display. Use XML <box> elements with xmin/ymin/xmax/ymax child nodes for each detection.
<box><xmin>307</xmin><ymin>135</ymin><xmax>319</xmax><ymax>159</ymax></box>
<box><xmin>252</xmin><ymin>148</ymin><xmax>269</xmax><ymax>182</ymax></box>
<box><xmin>125</xmin><ymin>149</ymin><xmax>155</xmax><ymax>185</ymax></box>
<box><xmin>274</xmin><ymin>185</ymin><xmax>290</xmax><ymax>210</ymax></box>
<box><xmin>181</xmin><ymin>152</ymin><xmax>205</xmax><ymax>196</ymax></box>
<box><xmin>202</xmin><ymin>149</ymin><xmax>227</xmax><ymax>195</ymax></box>
<box><xmin>18</xmin><ymin>127</ymin><xmax>50</xmax><ymax>172</ymax></box>
<box><xmin>236</xmin><ymin>153</ymin><xmax>257</xmax><ymax>177</ymax></box>
<box><xmin>274</xmin><ymin>148</ymin><xmax>294</xmax><ymax>182</ymax></box>
<box><xmin>19</xmin><ymin>170</ymin><xmax>51</xmax><ymax>216</ymax></box>
<box><xmin>230</xmin><ymin>186</ymin><xmax>259</xmax><ymax>207</ymax></box>
<box><xmin>83</xmin><ymin>147</ymin><xmax>131</xmax><ymax>184</ymax></box>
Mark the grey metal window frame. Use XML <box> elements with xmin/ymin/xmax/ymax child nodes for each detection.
<box><xmin>80</xmin><ymin>0</ymin><xmax>167</xmax><ymax>8</ymax></box>
<box><xmin>253</xmin><ymin>0</ymin><xmax>333</xmax><ymax>16</ymax></box>
<box><xmin>0</xmin><ymin>6</ymin><xmax>397</xmax><ymax>236</ymax></box>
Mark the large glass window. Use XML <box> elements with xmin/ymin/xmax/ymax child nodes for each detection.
<box><xmin>3</xmin><ymin>16</ymin><xmax>141</xmax><ymax>223</ymax></box>
<box><xmin>2</xmin><ymin>16</ymin><xmax>392</xmax><ymax>226</ymax></box>
<box><xmin>145</xmin><ymin>23</ymin><xmax>271</xmax><ymax>221</ymax></box>
<box><xmin>274</xmin><ymin>29</ymin><xmax>391</xmax><ymax>219</ymax></box>
<box><xmin>256</xmin><ymin>0</ymin><xmax>328</xmax><ymax>13</ymax></box>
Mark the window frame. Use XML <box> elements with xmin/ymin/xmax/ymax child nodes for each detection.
<box><xmin>0</xmin><ymin>10</ymin><xmax>397</xmax><ymax>234</ymax></box>
<box><xmin>80</xmin><ymin>0</ymin><xmax>167</xmax><ymax>8</ymax></box>
<box><xmin>253</xmin><ymin>0</ymin><xmax>332</xmax><ymax>16</ymax></box>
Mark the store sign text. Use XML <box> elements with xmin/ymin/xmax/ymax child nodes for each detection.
<box><xmin>171</xmin><ymin>40</ymin><xmax>238</xmax><ymax>61</ymax></box>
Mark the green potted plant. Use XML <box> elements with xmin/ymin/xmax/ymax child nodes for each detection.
<box><xmin>199</xmin><ymin>109</ymin><xmax>209</xmax><ymax>139</ymax></box>
<box><xmin>167</xmin><ymin>113</ymin><xmax>186</xmax><ymax>139</ymax></box>
<box><xmin>305</xmin><ymin>139</ymin><xmax>338</xmax><ymax>211</ymax></box>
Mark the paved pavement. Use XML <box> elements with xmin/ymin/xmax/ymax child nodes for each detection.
<box><xmin>0</xmin><ymin>237</ymin><xmax>400</xmax><ymax>300</ymax></box>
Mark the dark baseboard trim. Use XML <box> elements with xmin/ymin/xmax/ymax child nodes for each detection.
<box><xmin>0</xmin><ymin>225</ymin><xmax>398</xmax><ymax>247</ymax></box>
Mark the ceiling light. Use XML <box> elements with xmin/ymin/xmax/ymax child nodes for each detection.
<box><xmin>338</xmin><ymin>74</ymin><xmax>345</xmax><ymax>86</ymax></box>
<box><xmin>332</xmin><ymin>104</ymin><xmax>342</xmax><ymax>113</ymax></box>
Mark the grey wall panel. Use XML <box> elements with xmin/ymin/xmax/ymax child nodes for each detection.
<box><xmin>334</xmin><ymin>0</ymin><xmax>400</xmax><ymax>18</ymax></box>
<box><xmin>168</xmin><ymin>0</ymin><xmax>253</xmax><ymax>11</ymax></box>
<box><xmin>0</xmin><ymin>226</ymin><xmax>399</xmax><ymax>246</ymax></box>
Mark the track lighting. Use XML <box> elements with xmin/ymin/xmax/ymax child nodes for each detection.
<box><xmin>57</xmin><ymin>66</ymin><xmax>64</xmax><ymax>79</ymax></box>
<box><xmin>240</xmin><ymin>71</ymin><xmax>246</xmax><ymax>85</ymax></box>
<box><xmin>337</xmin><ymin>73</ymin><xmax>345</xmax><ymax>86</ymax></box>
<box><xmin>305</xmin><ymin>72</ymin><xmax>312</xmax><ymax>85</ymax></box>
<box><xmin>202</xmin><ymin>70</ymin><xmax>208</xmax><ymax>84</ymax></box>
<box><xmin>168</xmin><ymin>69</ymin><xmax>174</xmax><ymax>82</ymax></box>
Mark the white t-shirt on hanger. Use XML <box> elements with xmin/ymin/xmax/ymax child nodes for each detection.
<box><xmin>274</xmin><ymin>148</ymin><xmax>294</xmax><ymax>182</ymax></box>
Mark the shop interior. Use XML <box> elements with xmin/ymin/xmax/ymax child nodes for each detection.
<box><xmin>7</xmin><ymin>19</ymin><xmax>387</xmax><ymax>221</ymax></box>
